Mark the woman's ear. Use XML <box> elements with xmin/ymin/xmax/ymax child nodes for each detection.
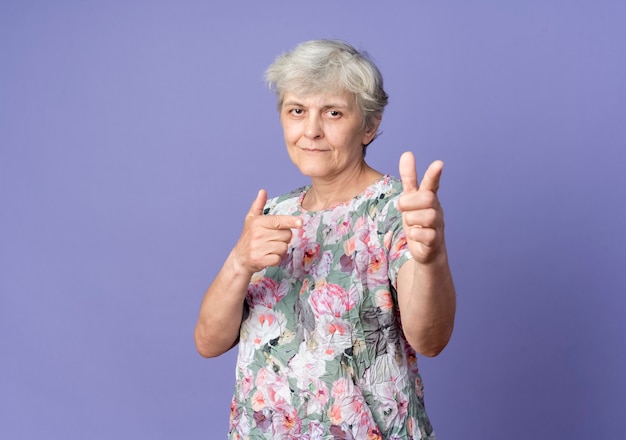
<box><xmin>362</xmin><ymin>116</ymin><xmax>382</xmax><ymax>146</ymax></box>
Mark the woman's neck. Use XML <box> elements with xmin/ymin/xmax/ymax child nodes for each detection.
<box><xmin>302</xmin><ymin>163</ymin><xmax>383</xmax><ymax>211</ymax></box>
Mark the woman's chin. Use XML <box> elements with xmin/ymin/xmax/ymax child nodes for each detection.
<box><xmin>293</xmin><ymin>163</ymin><xmax>328</xmax><ymax>179</ymax></box>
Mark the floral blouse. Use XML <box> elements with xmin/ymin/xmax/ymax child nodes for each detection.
<box><xmin>229</xmin><ymin>176</ymin><xmax>435</xmax><ymax>439</ymax></box>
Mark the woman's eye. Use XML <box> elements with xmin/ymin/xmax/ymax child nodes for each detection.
<box><xmin>327</xmin><ymin>110</ymin><xmax>341</xmax><ymax>118</ymax></box>
<box><xmin>290</xmin><ymin>108</ymin><xmax>303</xmax><ymax>115</ymax></box>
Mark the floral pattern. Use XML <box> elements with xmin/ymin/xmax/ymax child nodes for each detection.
<box><xmin>229</xmin><ymin>176</ymin><xmax>434</xmax><ymax>439</ymax></box>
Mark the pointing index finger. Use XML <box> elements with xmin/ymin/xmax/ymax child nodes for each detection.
<box><xmin>267</xmin><ymin>215</ymin><xmax>302</xmax><ymax>230</ymax></box>
<box><xmin>420</xmin><ymin>160</ymin><xmax>444</xmax><ymax>193</ymax></box>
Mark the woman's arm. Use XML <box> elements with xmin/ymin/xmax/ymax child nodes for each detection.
<box><xmin>396</xmin><ymin>152</ymin><xmax>456</xmax><ymax>357</ymax></box>
<box><xmin>396</xmin><ymin>251</ymin><xmax>456</xmax><ymax>357</ymax></box>
<box><xmin>194</xmin><ymin>189</ymin><xmax>302</xmax><ymax>358</ymax></box>
<box><xmin>194</xmin><ymin>255</ymin><xmax>252</xmax><ymax>358</ymax></box>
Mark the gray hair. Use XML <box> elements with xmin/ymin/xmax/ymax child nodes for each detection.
<box><xmin>265</xmin><ymin>39</ymin><xmax>389</xmax><ymax>144</ymax></box>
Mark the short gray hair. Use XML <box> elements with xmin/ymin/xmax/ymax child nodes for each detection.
<box><xmin>265</xmin><ymin>39</ymin><xmax>388</xmax><ymax>142</ymax></box>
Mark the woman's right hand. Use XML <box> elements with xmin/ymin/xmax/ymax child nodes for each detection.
<box><xmin>231</xmin><ymin>189</ymin><xmax>302</xmax><ymax>274</ymax></box>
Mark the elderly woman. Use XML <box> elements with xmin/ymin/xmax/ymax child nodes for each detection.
<box><xmin>195</xmin><ymin>39</ymin><xmax>456</xmax><ymax>439</ymax></box>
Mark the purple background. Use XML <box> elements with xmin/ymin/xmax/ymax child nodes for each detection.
<box><xmin>1</xmin><ymin>1</ymin><xmax>625</xmax><ymax>438</ymax></box>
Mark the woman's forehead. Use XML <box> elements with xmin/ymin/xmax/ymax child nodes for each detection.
<box><xmin>282</xmin><ymin>91</ymin><xmax>357</xmax><ymax>108</ymax></box>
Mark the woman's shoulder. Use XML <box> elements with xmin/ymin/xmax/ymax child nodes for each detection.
<box><xmin>263</xmin><ymin>186</ymin><xmax>308</xmax><ymax>215</ymax></box>
<box><xmin>358</xmin><ymin>174</ymin><xmax>403</xmax><ymax>206</ymax></box>
<box><xmin>375</xmin><ymin>174</ymin><xmax>403</xmax><ymax>197</ymax></box>
<box><xmin>341</xmin><ymin>175</ymin><xmax>404</xmax><ymax>223</ymax></box>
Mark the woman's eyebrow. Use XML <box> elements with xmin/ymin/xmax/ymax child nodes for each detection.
<box><xmin>322</xmin><ymin>102</ymin><xmax>349</xmax><ymax>110</ymax></box>
<box><xmin>283</xmin><ymin>100</ymin><xmax>349</xmax><ymax>109</ymax></box>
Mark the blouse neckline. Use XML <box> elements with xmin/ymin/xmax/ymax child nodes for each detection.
<box><xmin>296</xmin><ymin>174</ymin><xmax>392</xmax><ymax>214</ymax></box>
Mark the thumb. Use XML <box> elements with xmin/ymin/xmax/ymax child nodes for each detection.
<box><xmin>247</xmin><ymin>189</ymin><xmax>267</xmax><ymax>217</ymax></box>
<box><xmin>399</xmin><ymin>151</ymin><xmax>419</xmax><ymax>193</ymax></box>
<box><xmin>420</xmin><ymin>160</ymin><xmax>444</xmax><ymax>193</ymax></box>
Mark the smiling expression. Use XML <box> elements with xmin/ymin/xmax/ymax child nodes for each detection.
<box><xmin>280</xmin><ymin>91</ymin><xmax>380</xmax><ymax>181</ymax></box>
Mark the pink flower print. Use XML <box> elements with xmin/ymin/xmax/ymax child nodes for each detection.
<box><xmin>309</xmin><ymin>283</ymin><xmax>356</xmax><ymax>318</ymax></box>
<box><xmin>331</xmin><ymin>377</ymin><xmax>349</xmax><ymax>401</ymax></box>
<box><xmin>303</xmin><ymin>421</ymin><xmax>324</xmax><ymax>440</ymax></box>
<box><xmin>336</xmin><ymin>218</ymin><xmax>352</xmax><ymax>239</ymax></box>
<box><xmin>375</xmin><ymin>289</ymin><xmax>394</xmax><ymax>312</ymax></box>
<box><xmin>328</xmin><ymin>423</ymin><xmax>354</xmax><ymax>439</ymax></box>
<box><xmin>351</xmin><ymin>223</ymin><xmax>377</xmax><ymax>274</ymax></box>
<box><xmin>247</xmin><ymin>277</ymin><xmax>289</xmax><ymax>308</ymax></box>
<box><xmin>271</xmin><ymin>404</ymin><xmax>302</xmax><ymax>438</ymax></box>
<box><xmin>299</xmin><ymin>278</ymin><xmax>310</xmax><ymax>297</ymax></box>
<box><xmin>229</xmin><ymin>412</ymin><xmax>251</xmax><ymax>439</ymax></box>
<box><xmin>303</xmin><ymin>242</ymin><xmax>320</xmax><ymax>268</ymax></box>
<box><xmin>300</xmin><ymin>212</ymin><xmax>321</xmax><ymax>238</ymax></box>
<box><xmin>353</xmin><ymin>215</ymin><xmax>367</xmax><ymax>238</ymax></box>
<box><xmin>369</xmin><ymin>381</ymin><xmax>409</xmax><ymax>431</ymax></box>
<box><xmin>247</xmin><ymin>276</ymin><xmax>277</xmax><ymax>308</ymax></box>
<box><xmin>328</xmin><ymin>390</ymin><xmax>371</xmax><ymax>431</ymax></box>
<box><xmin>343</xmin><ymin>235</ymin><xmax>356</xmax><ymax>256</ymax></box>
<box><xmin>229</xmin><ymin>398</ymin><xmax>238</xmax><ymax>421</ymax></box>
<box><xmin>389</xmin><ymin>230</ymin><xmax>408</xmax><ymax>262</ymax></box>
<box><xmin>350</xmin><ymin>224</ymin><xmax>389</xmax><ymax>290</ymax></box>
<box><xmin>329</xmin><ymin>376</ymin><xmax>379</xmax><ymax>438</ymax></box>
<box><xmin>365</xmin><ymin>248</ymin><xmax>389</xmax><ymax>292</ymax></box>
<box><xmin>288</xmin><ymin>347</ymin><xmax>330</xmax><ymax>414</ymax></box>
<box><xmin>253</xmin><ymin>366</ymin><xmax>293</xmax><ymax>413</ymax></box>
<box><xmin>289</xmin><ymin>235</ymin><xmax>321</xmax><ymax>277</ymax></box>
<box><xmin>252</xmin><ymin>408</ymin><xmax>272</xmax><ymax>432</ymax></box>
<box><xmin>328</xmin><ymin>403</ymin><xmax>344</xmax><ymax>426</ymax></box>
<box><xmin>251</xmin><ymin>388</ymin><xmax>267</xmax><ymax>412</ymax></box>
<box><xmin>339</xmin><ymin>252</ymin><xmax>354</xmax><ymax>273</ymax></box>
<box><xmin>307</xmin><ymin>377</ymin><xmax>330</xmax><ymax>414</ymax></box>
<box><xmin>367</xmin><ymin>427</ymin><xmax>383</xmax><ymax>440</ymax></box>
<box><xmin>323</xmin><ymin>208</ymin><xmax>352</xmax><ymax>240</ymax></box>
<box><xmin>327</xmin><ymin>320</ymin><xmax>348</xmax><ymax>337</ymax></box>
<box><xmin>368</xmin><ymin>247</ymin><xmax>385</xmax><ymax>274</ymax></box>
<box><xmin>243</xmin><ymin>305</ymin><xmax>283</xmax><ymax>349</ymax></box>
<box><xmin>238</xmin><ymin>366</ymin><xmax>254</xmax><ymax>398</ymax></box>
<box><xmin>310</xmin><ymin>250</ymin><xmax>333</xmax><ymax>279</ymax></box>
<box><xmin>383</xmin><ymin>230</ymin><xmax>393</xmax><ymax>251</ymax></box>
<box><xmin>288</xmin><ymin>345</ymin><xmax>326</xmax><ymax>388</ymax></box>
<box><xmin>292</xmin><ymin>213</ymin><xmax>320</xmax><ymax>249</ymax></box>
<box><xmin>314</xmin><ymin>316</ymin><xmax>351</xmax><ymax>360</ymax></box>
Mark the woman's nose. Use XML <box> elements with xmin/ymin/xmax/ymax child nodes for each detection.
<box><xmin>304</xmin><ymin>114</ymin><xmax>323</xmax><ymax>139</ymax></box>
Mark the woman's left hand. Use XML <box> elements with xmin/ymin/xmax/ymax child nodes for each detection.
<box><xmin>397</xmin><ymin>151</ymin><xmax>446</xmax><ymax>265</ymax></box>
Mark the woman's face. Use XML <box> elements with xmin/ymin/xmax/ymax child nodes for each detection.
<box><xmin>280</xmin><ymin>91</ymin><xmax>379</xmax><ymax>180</ymax></box>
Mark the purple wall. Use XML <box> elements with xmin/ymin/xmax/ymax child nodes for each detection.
<box><xmin>1</xmin><ymin>1</ymin><xmax>624</xmax><ymax>438</ymax></box>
